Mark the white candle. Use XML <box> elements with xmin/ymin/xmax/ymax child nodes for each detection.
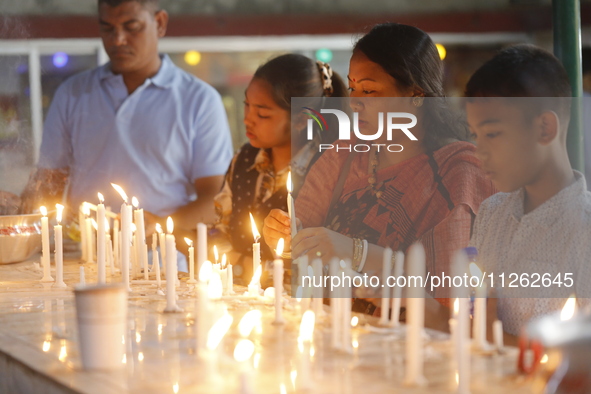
<box><xmin>107</xmin><ymin>235</ymin><xmax>114</xmax><ymax>277</ymax></box>
<box><xmin>452</xmin><ymin>250</ymin><xmax>471</xmax><ymax>394</ymax></box>
<box><xmin>379</xmin><ymin>248</ymin><xmax>393</xmax><ymax>326</ymax></box>
<box><xmin>312</xmin><ymin>258</ymin><xmax>323</xmax><ymax>316</ymax></box>
<box><xmin>404</xmin><ymin>243</ymin><xmax>426</xmax><ymax>386</ymax></box>
<box><xmin>40</xmin><ymin>206</ymin><xmax>53</xmax><ymax>282</ymax></box>
<box><xmin>131</xmin><ymin>225</ymin><xmax>138</xmax><ymax>279</ymax></box>
<box><xmin>164</xmin><ymin>217</ymin><xmax>181</xmax><ymax>312</ymax></box>
<box><xmin>156</xmin><ymin>223</ymin><xmax>166</xmax><ymax>278</ymax></box>
<box><xmin>389</xmin><ymin>251</ymin><xmax>404</xmax><ymax>327</ymax></box>
<box><xmin>227</xmin><ymin>263</ymin><xmax>234</xmax><ymax>295</ymax></box>
<box><xmin>185</xmin><ymin>238</ymin><xmax>197</xmax><ymax>284</ymax></box>
<box><xmin>85</xmin><ymin>214</ymin><xmax>94</xmax><ymax>263</ymax></box>
<box><xmin>297</xmin><ymin>310</ymin><xmax>315</xmax><ymax>390</ymax></box>
<box><xmin>53</xmin><ymin>204</ymin><xmax>66</xmax><ymax>288</ymax></box>
<box><xmin>79</xmin><ymin>204</ymin><xmax>87</xmax><ymax>262</ymax></box>
<box><xmin>248</xmin><ymin>266</ymin><xmax>262</xmax><ymax>297</ymax></box>
<box><xmin>249</xmin><ymin>213</ymin><xmax>261</xmax><ymax>284</ymax></box>
<box><xmin>470</xmin><ymin>262</ymin><xmax>488</xmax><ymax>350</ymax></box>
<box><xmin>197</xmin><ymin>223</ymin><xmax>207</xmax><ymax>276</ymax></box>
<box><xmin>113</xmin><ymin>218</ymin><xmax>120</xmax><ymax>269</ymax></box>
<box><xmin>493</xmin><ymin>320</ymin><xmax>504</xmax><ymax>352</ymax></box>
<box><xmin>112</xmin><ymin>183</ymin><xmax>131</xmax><ymax>291</ymax></box>
<box><xmin>274</xmin><ymin>239</ymin><xmax>286</xmax><ymax>324</ymax></box>
<box><xmin>97</xmin><ymin>193</ymin><xmax>106</xmax><ymax>284</ymax></box>
<box><xmin>219</xmin><ymin>254</ymin><xmax>228</xmax><ymax>291</ymax></box>
<box><xmin>79</xmin><ymin>266</ymin><xmax>85</xmax><ymax>286</ymax></box>
<box><xmin>152</xmin><ymin>233</ymin><xmax>162</xmax><ymax>288</ymax></box>
<box><xmin>329</xmin><ymin>258</ymin><xmax>342</xmax><ymax>350</ymax></box>
<box><xmin>286</xmin><ymin>171</ymin><xmax>298</xmax><ymax>237</ymax></box>
<box><xmin>132</xmin><ymin>197</ymin><xmax>147</xmax><ymax>280</ymax></box>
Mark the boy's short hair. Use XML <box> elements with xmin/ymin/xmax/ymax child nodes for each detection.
<box><xmin>465</xmin><ymin>44</ymin><xmax>572</xmax><ymax>123</ymax></box>
<box><xmin>98</xmin><ymin>0</ymin><xmax>159</xmax><ymax>10</ymax></box>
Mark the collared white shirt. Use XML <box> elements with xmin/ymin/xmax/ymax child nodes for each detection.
<box><xmin>470</xmin><ymin>171</ymin><xmax>591</xmax><ymax>335</ymax></box>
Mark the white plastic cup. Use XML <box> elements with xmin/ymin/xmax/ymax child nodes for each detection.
<box><xmin>74</xmin><ymin>284</ymin><xmax>127</xmax><ymax>370</ymax></box>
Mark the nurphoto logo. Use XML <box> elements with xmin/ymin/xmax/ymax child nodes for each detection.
<box><xmin>302</xmin><ymin>107</ymin><xmax>418</xmax><ymax>152</ymax></box>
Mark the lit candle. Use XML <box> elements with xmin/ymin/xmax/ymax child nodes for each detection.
<box><xmin>274</xmin><ymin>239</ymin><xmax>286</xmax><ymax>325</ymax></box>
<box><xmin>403</xmin><ymin>243</ymin><xmax>426</xmax><ymax>386</ymax></box>
<box><xmin>197</xmin><ymin>223</ymin><xmax>207</xmax><ymax>277</ymax></box>
<box><xmin>312</xmin><ymin>258</ymin><xmax>323</xmax><ymax>316</ymax></box>
<box><xmin>132</xmin><ymin>197</ymin><xmax>148</xmax><ymax>280</ymax></box>
<box><xmin>152</xmin><ymin>232</ymin><xmax>162</xmax><ymax>288</ymax></box>
<box><xmin>185</xmin><ymin>237</ymin><xmax>197</xmax><ymax>284</ymax></box>
<box><xmin>156</xmin><ymin>223</ymin><xmax>166</xmax><ymax>278</ymax></box>
<box><xmin>97</xmin><ymin>193</ymin><xmax>106</xmax><ymax>284</ymax></box>
<box><xmin>249</xmin><ymin>213</ymin><xmax>261</xmax><ymax>285</ymax></box>
<box><xmin>40</xmin><ymin>206</ymin><xmax>53</xmax><ymax>282</ymax></box>
<box><xmin>286</xmin><ymin>171</ymin><xmax>298</xmax><ymax>237</ymax></box>
<box><xmin>452</xmin><ymin>250</ymin><xmax>470</xmax><ymax>394</ymax></box>
<box><xmin>234</xmin><ymin>339</ymin><xmax>255</xmax><ymax>394</ymax></box>
<box><xmin>53</xmin><ymin>204</ymin><xmax>66</xmax><ymax>288</ymax></box>
<box><xmin>79</xmin><ymin>204</ymin><xmax>87</xmax><ymax>262</ymax></box>
<box><xmin>219</xmin><ymin>254</ymin><xmax>228</xmax><ymax>291</ymax></box>
<box><xmin>112</xmin><ymin>183</ymin><xmax>131</xmax><ymax>291</ymax></box>
<box><xmin>379</xmin><ymin>248</ymin><xmax>393</xmax><ymax>326</ymax></box>
<box><xmin>164</xmin><ymin>217</ymin><xmax>181</xmax><ymax>312</ymax></box>
<box><xmin>388</xmin><ymin>251</ymin><xmax>404</xmax><ymax>327</ymax></box>
<box><xmin>470</xmin><ymin>262</ymin><xmax>488</xmax><ymax>351</ymax></box>
<box><xmin>297</xmin><ymin>310</ymin><xmax>315</xmax><ymax>390</ymax></box>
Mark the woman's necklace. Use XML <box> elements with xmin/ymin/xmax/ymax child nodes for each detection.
<box><xmin>368</xmin><ymin>150</ymin><xmax>383</xmax><ymax>199</ymax></box>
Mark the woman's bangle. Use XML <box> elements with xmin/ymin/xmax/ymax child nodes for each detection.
<box><xmin>357</xmin><ymin>239</ymin><xmax>369</xmax><ymax>272</ymax></box>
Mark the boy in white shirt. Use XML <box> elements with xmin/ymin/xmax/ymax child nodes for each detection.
<box><xmin>465</xmin><ymin>44</ymin><xmax>591</xmax><ymax>344</ymax></box>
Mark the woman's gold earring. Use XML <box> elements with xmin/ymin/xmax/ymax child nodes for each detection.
<box><xmin>412</xmin><ymin>96</ymin><xmax>424</xmax><ymax>107</ymax></box>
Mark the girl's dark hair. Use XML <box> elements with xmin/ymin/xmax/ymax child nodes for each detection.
<box><xmin>354</xmin><ymin>23</ymin><xmax>468</xmax><ymax>150</ymax></box>
<box><xmin>253</xmin><ymin>53</ymin><xmax>348</xmax><ymax>146</ymax></box>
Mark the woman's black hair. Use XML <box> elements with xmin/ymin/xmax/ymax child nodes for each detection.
<box><xmin>354</xmin><ymin>23</ymin><xmax>468</xmax><ymax>150</ymax></box>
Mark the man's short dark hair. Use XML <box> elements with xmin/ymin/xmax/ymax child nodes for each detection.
<box><xmin>98</xmin><ymin>0</ymin><xmax>159</xmax><ymax>10</ymax></box>
<box><xmin>465</xmin><ymin>44</ymin><xmax>572</xmax><ymax>123</ymax></box>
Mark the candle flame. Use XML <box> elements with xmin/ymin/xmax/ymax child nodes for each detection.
<box><xmin>540</xmin><ymin>354</ymin><xmax>548</xmax><ymax>364</ymax></box>
<box><xmin>287</xmin><ymin>171</ymin><xmax>293</xmax><ymax>193</ymax></box>
<box><xmin>221</xmin><ymin>253</ymin><xmax>227</xmax><ymax>269</ymax></box>
<box><xmin>206</xmin><ymin>314</ymin><xmax>233</xmax><ymax>351</ymax></box>
<box><xmin>131</xmin><ymin>196</ymin><xmax>139</xmax><ymax>208</ymax></box>
<box><xmin>249</xmin><ymin>213</ymin><xmax>260</xmax><ymax>242</ymax></box>
<box><xmin>213</xmin><ymin>245</ymin><xmax>219</xmax><ymax>263</ymax></box>
<box><xmin>238</xmin><ymin>310</ymin><xmax>262</xmax><ymax>337</ymax></box>
<box><xmin>82</xmin><ymin>202</ymin><xmax>90</xmax><ymax>216</ymax></box>
<box><xmin>56</xmin><ymin>204</ymin><xmax>64</xmax><ymax>224</ymax></box>
<box><xmin>469</xmin><ymin>262</ymin><xmax>483</xmax><ymax>280</ymax></box>
<box><xmin>111</xmin><ymin>183</ymin><xmax>128</xmax><ymax>203</ymax></box>
<box><xmin>97</xmin><ymin>192</ymin><xmax>104</xmax><ymax>203</ymax></box>
<box><xmin>351</xmin><ymin>316</ymin><xmax>359</xmax><ymax>327</ymax></box>
<box><xmin>454</xmin><ymin>298</ymin><xmax>459</xmax><ymax>314</ymax></box>
<box><xmin>91</xmin><ymin>218</ymin><xmax>98</xmax><ymax>231</ymax></box>
<box><xmin>233</xmin><ymin>339</ymin><xmax>255</xmax><ymax>362</ymax></box>
<box><xmin>299</xmin><ymin>310</ymin><xmax>315</xmax><ymax>343</ymax></box>
<box><xmin>155</xmin><ymin>223</ymin><xmax>162</xmax><ymax>234</ymax></box>
<box><xmin>40</xmin><ymin>206</ymin><xmax>47</xmax><ymax>216</ymax></box>
<box><xmin>250</xmin><ymin>265</ymin><xmax>262</xmax><ymax>286</ymax></box>
<box><xmin>166</xmin><ymin>217</ymin><xmax>173</xmax><ymax>234</ymax></box>
<box><xmin>560</xmin><ymin>294</ymin><xmax>577</xmax><ymax>321</ymax></box>
<box><xmin>207</xmin><ymin>273</ymin><xmax>223</xmax><ymax>299</ymax></box>
<box><xmin>199</xmin><ymin>261</ymin><xmax>213</xmax><ymax>282</ymax></box>
<box><xmin>276</xmin><ymin>238</ymin><xmax>285</xmax><ymax>257</ymax></box>
<box><xmin>184</xmin><ymin>237</ymin><xmax>193</xmax><ymax>247</ymax></box>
